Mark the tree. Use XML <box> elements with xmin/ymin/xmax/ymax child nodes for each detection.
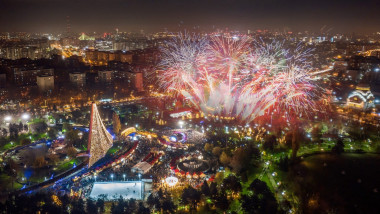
<box><xmin>110</xmin><ymin>202</ymin><xmax>116</xmax><ymax>214</ymax></box>
<box><xmin>215</xmin><ymin>171</ymin><xmax>225</xmax><ymax>184</ymax></box>
<box><xmin>311</xmin><ymin>126</ymin><xmax>322</xmax><ymax>144</ymax></box>
<box><xmin>127</xmin><ymin>198</ymin><xmax>137</xmax><ymax>213</ymax></box>
<box><xmin>96</xmin><ymin>198</ymin><xmax>105</xmax><ymax>213</ymax></box>
<box><xmin>332</xmin><ymin>138</ymin><xmax>344</xmax><ymax>154</ymax></box>
<box><xmin>181</xmin><ymin>186</ymin><xmax>201</xmax><ymax>211</ymax></box>
<box><xmin>65</xmin><ymin>129</ymin><xmax>80</xmax><ymax>147</ymax></box>
<box><xmin>242</xmin><ymin>179</ymin><xmax>278</xmax><ymax>214</ymax></box>
<box><xmin>9</xmin><ymin>124</ymin><xmax>19</xmax><ymax>139</ymax></box>
<box><xmin>33</xmin><ymin>156</ymin><xmax>47</xmax><ymax>168</ymax></box>
<box><xmin>161</xmin><ymin>199</ymin><xmax>176</xmax><ymax>214</ymax></box>
<box><xmin>210</xmin><ymin>182</ymin><xmax>218</xmax><ymax>197</ymax></box>
<box><xmin>72</xmin><ymin>198</ymin><xmax>86</xmax><ymax>214</ymax></box>
<box><xmin>29</xmin><ymin>121</ymin><xmax>48</xmax><ymax>133</ymax></box>
<box><xmin>47</xmin><ymin>153</ymin><xmax>60</xmax><ymax>165</ymax></box>
<box><xmin>291</xmin><ymin>127</ymin><xmax>300</xmax><ymax>160</ymax></box>
<box><xmin>204</xmin><ymin>143</ymin><xmax>213</xmax><ymax>153</ymax></box>
<box><xmin>47</xmin><ymin>128</ymin><xmax>58</xmax><ymax>140</ymax></box>
<box><xmin>230</xmin><ymin>146</ymin><xmax>260</xmax><ymax>173</ymax></box>
<box><xmin>219</xmin><ymin>151</ymin><xmax>231</xmax><ymax>166</ymax></box>
<box><xmin>222</xmin><ymin>175</ymin><xmax>242</xmax><ymax>193</ymax></box>
<box><xmin>157</xmin><ymin>188</ymin><xmax>164</xmax><ymax>199</ymax></box>
<box><xmin>263</xmin><ymin>135</ymin><xmax>277</xmax><ymax>151</ymax></box>
<box><xmin>214</xmin><ymin>192</ymin><xmax>230</xmax><ymax>211</ymax></box>
<box><xmin>86</xmin><ymin>198</ymin><xmax>98</xmax><ymax>214</ymax></box>
<box><xmin>112</xmin><ymin>197</ymin><xmax>126</xmax><ymax>214</ymax></box>
<box><xmin>1</xmin><ymin>128</ymin><xmax>7</xmax><ymax>136</ymax></box>
<box><xmin>113</xmin><ymin>112</ymin><xmax>121</xmax><ymax>135</ymax></box>
<box><xmin>250</xmin><ymin>179</ymin><xmax>271</xmax><ymax>194</ymax></box>
<box><xmin>71</xmin><ymin>110</ymin><xmax>83</xmax><ymax>120</ymax></box>
<box><xmin>241</xmin><ymin>194</ymin><xmax>260</xmax><ymax>214</ymax></box>
<box><xmin>147</xmin><ymin>194</ymin><xmax>158</xmax><ymax>209</ymax></box>
<box><xmin>212</xmin><ymin>146</ymin><xmax>222</xmax><ymax>156</ymax></box>
<box><xmin>137</xmin><ymin>202</ymin><xmax>150</xmax><ymax>214</ymax></box>
<box><xmin>276</xmin><ymin>155</ymin><xmax>289</xmax><ymax>172</ymax></box>
<box><xmin>66</xmin><ymin>147</ymin><xmax>77</xmax><ymax>158</ymax></box>
<box><xmin>4</xmin><ymin>158</ymin><xmax>19</xmax><ymax>189</ymax></box>
<box><xmin>62</xmin><ymin>122</ymin><xmax>71</xmax><ymax>132</ymax></box>
<box><xmin>201</xmin><ymin>180</ymin><xmax>210</xmax><ymax>196</ymax></box>
<box><xmin>21</xmin><ymin>138</ymin><xmax>32</xmax><ymax>146</ymax></box>
<box><xmin>289</xmin><ymin>125</ymin><xmax>307</xmax><ymax>160</ymax></box>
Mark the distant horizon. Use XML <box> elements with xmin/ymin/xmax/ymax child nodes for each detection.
<box><xmin>1</xmin><ymin>0</ymin><xmax>380</xmax><ymax>34</ymax></box>
<box><xmin>1</xmin><ymin>28</ymin><xmax>379</xmax><ymax>35</ymax></box>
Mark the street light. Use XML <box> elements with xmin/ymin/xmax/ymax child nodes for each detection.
<box><xmin>123</xmin><ymin>174</ymin><xmax>126</xmax><ymax>181</ymax></box>
<box><xmin>4</xmin><ymin>115</ymin><xmax>12</xmax><ymax>122</ymax></box>
<box><xmin>111</xmin><ymin>174</ymin><xmax>114</xmax><ymax>182</ymax></box>
<box><xmin>21</xmin><ymin>113</ymin><xmax>30</xmax><ymax>120</ymax></box>
<box><xmin>94</xmin><ymin>174</ymin><xmax>97</xmax><ymax>182</ymax></box>
<box><xmin>138</xmin><ymin>173</ymin><xmax>141</xmax><ymax>180</ymax></box>
<box><xmin>178</xmin><ymin>121</ymin><xmax>184</xmax><ymax>129</ymax></box>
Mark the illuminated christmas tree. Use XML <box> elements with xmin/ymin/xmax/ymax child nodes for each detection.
<box><xmin>88</xmin><ymin>103</ymin><xmax>113</xmax><ymax>167</ymax></box>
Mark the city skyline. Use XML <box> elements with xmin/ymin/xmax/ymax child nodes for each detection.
<box><xmin>1</xmin><ymin>0</ymin><xmax>380</xmax><ymax>33</ymax></box>
<box><xmin>1</xmin><ymin>1</ymin><xmax>380</xmax><ymax>213</ymax></box>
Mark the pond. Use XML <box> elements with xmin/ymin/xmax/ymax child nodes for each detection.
<box><xmin>289</xmin><ymin>153</ymin><xmax>380</xmax><ymax>213</ymax></box>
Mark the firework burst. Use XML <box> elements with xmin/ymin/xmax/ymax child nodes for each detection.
<box><xmin>157</xmin><ymin>33</ymin><xmax>327</xmax><ymax>123</ymax></box>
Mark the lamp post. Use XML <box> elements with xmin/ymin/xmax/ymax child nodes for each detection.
<box><xmin>111</xmin><ymin>174</ymin><xmax>114</xmax><ymax>182</ymax></box>
<box><xmin>21</xmin><ymin>113</ymin><xmax>30</xmax><ymax>121</ymax></box>
<box><xmin>4</xmin><ymin>115</ymin><xmax>12</xmax><ymax>124</ymax></box>
<box><xmin>94</xmin><ymin>175</ymin><xmax>97</xmax><ymax>182</ymax></box>
<box><xmin>138</xmin><ymin>173</ymin><xmax>141</xmax><ymax>181</ymax></box>
<box><xmin>123</xmin><ymin>174</ymin><xmax>126</xmax><ymax>181</ymax></box>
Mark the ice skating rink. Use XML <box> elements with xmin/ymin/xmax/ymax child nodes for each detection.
<box><xmin>89</xmin><ymin>181</ymin><xmax>143</xmax><ymax>200</ymax></box>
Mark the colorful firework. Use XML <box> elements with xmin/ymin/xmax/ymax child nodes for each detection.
<box><xmin>157</xmin><ymin>33</ymin><xmax>327</xmax><ymax>122</ymax></box>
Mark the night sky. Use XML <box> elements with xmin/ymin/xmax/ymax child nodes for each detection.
<box><xmin>1</xmin><ymin>0</ymin><xmax>380</xmax><ymax>33</ymax></box>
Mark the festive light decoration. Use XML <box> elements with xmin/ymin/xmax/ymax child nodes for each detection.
<box><xmin>165</xmin><ymin>176</ymin><xmax>179</xmax><ymax>187</ymax></box>
<box><xmin>51</xmin><ymin>195</ymin><xmax>62</xmax><ymax>206</ymax></box>
<box><xmin>347</xmin><ymin>85</ymin><xmax>375</xmax><ymax>110</ymax></box>
<box><xmin>157</xmin><ymin>33</ymin><xmax>326</xmax><ymax>122</ymax></box>
<box><xmin>120</xmin><ymin>127</ymin><xmax>137</xmax><ymax>137</ymax></box>
<box><xmin>88</xmin><ymin>103</ymin><xmax>113</xmax><ymax>167</ymax></box>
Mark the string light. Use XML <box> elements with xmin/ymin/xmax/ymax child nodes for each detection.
<box><xmin>88</xmin><ymin>103</ymin><xmax>113</xmax><ymax>167</ymax></box>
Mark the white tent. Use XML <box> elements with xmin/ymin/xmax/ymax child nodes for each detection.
<box><xmin>131</xmin><ymin>162</ymin><xmax>152</xmax><ymax>174</ymax></box>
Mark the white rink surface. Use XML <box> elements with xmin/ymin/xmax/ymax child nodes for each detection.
<box><xmin>89</xmin><ymin>182</ymin><xmax>143</xmax><ymax>200</ymax></box>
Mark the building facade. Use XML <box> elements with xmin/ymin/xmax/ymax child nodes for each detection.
<box><xmin>346</xmin><ymin>85</ymin><xmax>375</xmax><ymax>110</ymax></box>
<box><xmin>98</xmin><ymin>70</ymin><xmax>113</xmax><ymax>83</ymax></box>
<box><xmin>37</xmin><ymin>75</ymin><xmax>54</xmax><ymax>91</ymax></box>
<box><xmin>69</xmin><ymin>72</ymin><xmax>86</xmax><ymax>86</ymax></box>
